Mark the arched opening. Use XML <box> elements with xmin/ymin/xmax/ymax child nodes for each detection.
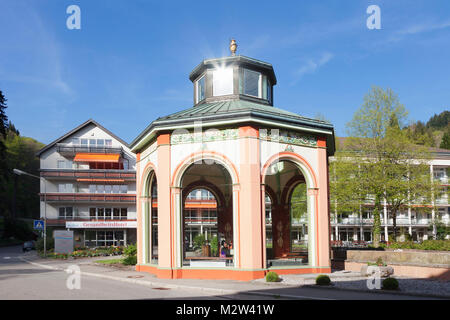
<box><xmin>264</xmin><ymin>160</ymin><xmax>309</xmax><ymax>267</ymax></box>
<box><xmin>143</xmin><ymin>171</ymin><xmax>158</xmax><ymax>264</ymax></box>
<box><xmin>181</xmin><ymin>161</ymin><xmax>234</xmax><ymax>267</ymax></box>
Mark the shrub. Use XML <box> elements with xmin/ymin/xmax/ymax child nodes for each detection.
<box><xmin>122</xmin><ymin>255</ymin><xmax>137</xmax><ymax>265</ymax></box>
<box><xmin>265</xmin><ymin>271</ymin><xmax>280</xmax><ymax>282</ymax></box>
<box><xmin>193</xmin><ymin>234</ymin><xmax>206</xmax><ymax>250</ymax></box>
<box><xmin>36</xmin><ymin>236</ymin><xmax>54</xmax><ymax>252</ymax></box>
<box><xmin>315</xmin><ymin>274</ymin><xmax>331</xmax><ymax>286</ymax></box>
<box><xmin>387</xmin><ymin>240</ymin><xmax>450</xmax><ymax>251</ymax></box>
<box><xmin>210</xmin><ymin>236</ymin><xmax>219</xmax><ymax>257</ymax></box>
<box><xmin>122</xmin><ymin>244</ymin><xmax>137</xmax><ymax>265</ymax></box>
<box><xmin>382</xmin><ymin>277</ymin><xmax>399</xmax><ymax>290</ymax></box>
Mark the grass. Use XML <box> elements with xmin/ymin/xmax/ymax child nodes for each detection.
<box><xmin>95</xmin><ymin>258</ymin><xmax>123</xmax><ymax>265</ymax></box>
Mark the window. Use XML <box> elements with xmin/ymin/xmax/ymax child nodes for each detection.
<box><xmin>105</xmin><ymin>208</ymin><xmax>112</xmax><ymax>219</ymax></box>
<box><xmin>105</xmin><ymin>139</ymin><xmax>112</xmax><ymax>147</ymax></box>
<box><xmin>89</xmin><ymin>208</ymin><xmax>96</xmax><ymax>219</ymax></box>
<box><xmin>59</xmin><ymin>207</ymin><xmax>74</xmax><ymax>219</ymax></box>
<box><xmin>97</xmin><ymin>185</ymin><xmax>105</xmax><ymax>193</ymax></box>
<box><xmin>65</xmin><ymin>160</ymin><xmax>73</xmax><ymax>169</ymax></box>
<box><xmin>196</xmin><ymin>75</ymin><xmax>205</xmax><ymax>103</ymax></box>
<box><xmin>57</xmin><ymin>160</ymin><xmax>65</xmax><ymax>169</ymax></box>
<box><xmin>97</xmin><ymin>139</ymin><xmax>104</xmax><ymax>147</ymax></box>
<box><xmin>89</xmin><ymin>185</ymin><xmax>96</xmax><ymax>193</ymax></box>
<box><xmin>89</xmin><ymin>139</ymin><xmax>96</xmax><ymax>147</ymax></box>
<box><xmin>84</xmin><ymin>230</ymin><xmax>124</xmax><ymax>247</ymax></box>
<box><xmin>72</xmin><ymin>138</ymin><xmax>80</xmax><ymax>145</ymax></box>
<box><xmin>80</xmin><ymin>139</ymin><xmax>88</xmax><ymax>146</ymax></box>
<box><xmin>58</xmin><ymin>184</ymin><xmax>73</xmax><ymax>193</ymax></box>
<box><xmin>120</xmin><ymin>185</ymin><xmax>127</xmax><ymax>194</ymax></box>
<box><xmin>212</xmin><ymin>67</ymin><xmax>233</xmax><ymax>96</ymax></box>
<box><xmin>105</xmin><ymin>185</ymin><xmax>112</xmax><ymax>194</ymax></box>
<box><xmin>243</xmin><ymin>69</ymin><xmax>260</xmax><ymax>97</ymax></box>
<box><xmin>120</xmin><ymin>208</ymin><xmax>127</xmax><ymax>219</ymax></box>
<box><xmin>113</xmin><ymin>208</ymin><xmax>120</xmax><ymax>219</ymax></box>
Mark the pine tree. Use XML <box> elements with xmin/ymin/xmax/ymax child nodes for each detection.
<box><xmin>0</xmin><ymin>90</ymin><xmax>8</xmax><ymax>138</ymax></box>
<box><xmin>0</xmin><ymin>90</ymin><xmax>8</xmax><ymax>182</ymax></box>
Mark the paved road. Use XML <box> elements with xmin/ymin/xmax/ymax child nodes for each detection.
<box><xmin>0</xmin><ymin>246</ymin><xmax>274</xmax><ymax>300</ymax></box>
<box><xmin>0</xmin><ymin>246</ymin><xmax>441</xmax><ymax>300</ymax></box>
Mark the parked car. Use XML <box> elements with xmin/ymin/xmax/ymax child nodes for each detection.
<box><xmin>23</xmin><ymin>241</ymin><xmax>36</xmax><ymax>252</ymax></box>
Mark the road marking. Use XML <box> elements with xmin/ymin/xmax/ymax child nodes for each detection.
<box><xmin>3</xmin><ymin>257</ymin><xmax>11</xmax><ymax>260</ymax></box>
<box><xmin>19</xmin><ymin>258</ymin><xmax>337</xmax><ymax>300</ymax></box>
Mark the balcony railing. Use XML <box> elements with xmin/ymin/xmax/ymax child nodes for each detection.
<box><xmin>40</xmin><ymin>169</ymin><xmax>136</xmax><ymax>180</ymax></box>
<box><xmin>58</xmin><ymin>215</ymin><xmax>132</xmax><ymax>221</ymax></box>
<box><xmin>56</xmin><ymin>143</ymin><xmax>123</xmax><ymax>156</ymax></box>
<box><xmin>332</xmin><ymin>217</ymin><xmax>449</xmax><ymax>226</ymax></box>
<box><xmin>184</xmin><ymin>216</ymin><xmax>218</xmax><ymax>224</ymax></box>
<box><xmin>40</xmin><ymin>193</ymin><xmax>136</xmax><ymax>203</ymax></box>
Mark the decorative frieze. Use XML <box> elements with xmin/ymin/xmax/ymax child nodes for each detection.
<box><xmin>171</xmin><ymin>128</ymin><xmax>239</xmax><ymax>144</ymax></box>
<box><xmin>259</xmin><ymin>129</ymin><xmax>317</xmax><ymax>147</ymax></box>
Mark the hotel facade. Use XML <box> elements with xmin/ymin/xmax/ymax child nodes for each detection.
<box><xmin>330</xmin><ymin>144</ymin><xmax>450</xmax><ymax>244</ymax></box>
<box><xmin>37</xmin><ymin>120</ymin><xmax>138</xmax><ymax>247</ymax></box>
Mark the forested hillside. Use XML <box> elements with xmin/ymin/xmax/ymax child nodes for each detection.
<box><xmin>404</xmin><ymin>111</ymin><xmax>450</xmax><ymax>149</ymax></box>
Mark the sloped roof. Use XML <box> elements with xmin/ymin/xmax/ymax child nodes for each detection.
<box><xmin>158</xmin><ymin>99</ymin><xmax>325</xmax><ymax>123</ymax></box>
<box><xmin>130</xmin><ymin>99</ymin><xmax>335</xmax><ymax>154</ymax></box>
<box><xmin>36</xmin><ymin>119</ymin><xmax>129</xmax><ymax>156</ymax></box>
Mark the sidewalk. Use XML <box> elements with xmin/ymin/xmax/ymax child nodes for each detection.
<box><xmin>20</xmin><ymin>254</ymin><xmax>449</xmax><ymax>300</ymax></box>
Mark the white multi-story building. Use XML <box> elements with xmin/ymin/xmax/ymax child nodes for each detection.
<box><xmin>330</xmin><ymin>146</ymin><xmax>450</xmax><ymax>243</ymax></box>
<box><xmin>37</xmin><ymin>119</ymin><xmax>137</xmax><ymax>247</ymax></box>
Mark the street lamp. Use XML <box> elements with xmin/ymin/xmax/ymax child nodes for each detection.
<box><xmin>13</xmin><ymin>169</ymin><xmax>47</xmax><ymax>257</ymax></box>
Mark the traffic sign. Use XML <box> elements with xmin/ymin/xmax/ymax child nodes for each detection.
<box><xmin>34</xmin><ymin>220</ymin><xmax>44</xmax><ymax>230</ymax></box>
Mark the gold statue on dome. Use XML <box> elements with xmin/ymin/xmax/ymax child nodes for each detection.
<box><xmin>230</xmin><ymin>39</ymin><xmax>237</xmax><ymax>56</ymax></box>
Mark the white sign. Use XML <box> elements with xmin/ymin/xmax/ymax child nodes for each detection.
<box><xmin>54</xmin><ymin>230</ymin><xmax>74</xmax><ymax>254</ymax></box>
<box><xmin>66</xmin><ymin>221</ymin><xmax>137</xmax><ymax>229</ymax></box>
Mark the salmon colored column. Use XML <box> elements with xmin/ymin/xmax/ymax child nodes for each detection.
<box><xmin>238</xmin><ymin>126</ymin><xmax>263</xmax><ymax>270</ymax></box>
<box><xmin>156</xmin><ymin>133</ymin><xmax>172</xmax><ymax>277</ymax></box>
<box><xmin>136</xmin><ymin>153</ymin><xmax>143</xmax><ymax>266</ymax></box>
<box><xmin>317</xmin><ymin>138</ymin><xmax>331</xmax><ymax>268</ymax></box>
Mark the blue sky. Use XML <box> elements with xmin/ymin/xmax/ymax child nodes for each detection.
<box><xmin>0</xmin><ymin>0</ymin><xmax>449</xmax><ymax>144</ymax></box>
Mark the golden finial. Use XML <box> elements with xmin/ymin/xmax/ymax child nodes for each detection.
<box><xmin>229</xmin><ymin>39</ymin><xmax>237</xmax><ymax>56</ymax></box>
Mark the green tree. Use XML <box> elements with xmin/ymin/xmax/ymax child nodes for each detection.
<box><xmin>331</xmin><ymin>86</ymin><xmax>441</xmax><ymax>246</ymax></box>
<box><xmin>0</xmin><ymin>123</ymin><xmax>44</xmax><ymax>220</ymax></box>
<box><xmin>440</xmin><ymin>127</ymin><xmax>450</xmax><ymax>150</ymax></box>
<box><xmin>0</xmin><ymin>91</ymin><xmax>8</xmax><ymax>191</ymax></box>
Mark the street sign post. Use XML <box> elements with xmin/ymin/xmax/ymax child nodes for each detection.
<box><xmin>33</xmin><ymin>220</ymin><xmax>45</xmax><ymax>230</ymax></box>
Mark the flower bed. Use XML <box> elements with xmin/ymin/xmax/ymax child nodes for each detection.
<box><xmin>39</xmin><ymin>246</ymin><xmax>124</xmax><ymax>259</ymax></box>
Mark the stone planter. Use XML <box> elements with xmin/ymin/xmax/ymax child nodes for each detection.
<box><xmin>361</xmin><ymin>265</ymin><xmax>394</xmax><ymax>277</ymax></box>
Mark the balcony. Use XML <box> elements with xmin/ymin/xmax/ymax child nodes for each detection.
<box><xmin>331</xmin><ymin>217</ymin><xmax>441</xmax><ymax>226</ymax></box>
<box><xmin>56</xmin><ymin>143</ymin><xmax>123</xmax><ymax>156</ymax></box>
<box><xmin>184</xmin><ymin>216</ymin><xmax>218</xmax><ymax>224</ymax></box>
<box><xmin>40</xmin><ymin>193</ymin><xmax>136</xmax><ymax>203</ymax></box>
<box><xmin>40</xmin><ymin>169</ymin><xmax>136</xmax><ymax>181</ymax></box>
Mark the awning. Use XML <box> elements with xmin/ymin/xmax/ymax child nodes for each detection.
<box><xmin>74</xmin><ymin>153</ymin><xmax>120</xmax><ymax>163</ymax></box>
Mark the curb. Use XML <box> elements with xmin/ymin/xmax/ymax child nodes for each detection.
<box><xmin>20</xmin><ymin>258</ymin><xmax>327</xmax><ymax>299</ymax></box>
<box><xmin>301</xmin><ymin>284</ymin><xmax>450</xmax><ymax>300</ymax></box>
<box><xmin>22</xmin><ymin>258</ymin><xmax>447</xmax><ymax>300</ymax></box>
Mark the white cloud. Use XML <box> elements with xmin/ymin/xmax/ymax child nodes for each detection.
<box><xmin>397</xmin><ymin>20</ymin><xmax>450</xmax><ymax>35</ymax></box>
<box><xmin>292</xmin><ymin>52</ymin><xmax>334</xmax><ymax>84</ymax></box>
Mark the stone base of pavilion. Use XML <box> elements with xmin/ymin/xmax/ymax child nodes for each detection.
<box><xmin>135</xmin><ymin>264</ymin><xmax>332</xmax><ymax>281</ymax></box>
